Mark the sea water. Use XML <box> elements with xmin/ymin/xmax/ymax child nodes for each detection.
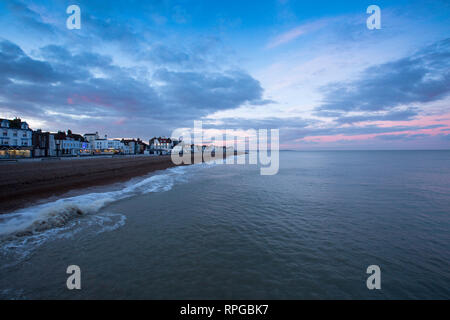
<box><xmin>0</xmin><ymin>151</ymin><xmax>449</xmax><ymax>299</ymax></box>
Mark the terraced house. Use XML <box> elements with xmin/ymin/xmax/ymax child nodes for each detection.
<box><xmin>149</xmin><ymin>137</ymin><xmax>175</xmax><ymax>155</ymax></box>
<box><xmin>0</xmin><ymin>118</ymin><xmax>32</xmax><ymax>158</ymax></box>
<box><xmin>53</xmin><ymin>130</ymin><xmax>88</xmax><ymax>156</ymax></box>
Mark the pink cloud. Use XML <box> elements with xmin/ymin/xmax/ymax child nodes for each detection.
<box><xmin>301</xmin><ymin>113</ymin><xmax>450</xmax><ymax>143</ymax></box>
<box><xmin>114</xmin><ymin>118</ymin><xmax>126</xmax><ymax>125</ymax></box>
<box><xmin>366</xmin><ymin>114</ymin><xmax>450</xmax><ymax>129</ymax></box>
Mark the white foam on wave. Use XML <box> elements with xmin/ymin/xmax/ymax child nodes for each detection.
<box><xmin>0</xmin><ymin>165</ymin><xmax>191</xmax><ymax>238</ymax></box>
<box><xmin>0</xmin><ymin>157</ymin><xmax>227</xmax><ymax>270</ymax></box>
<box><xmin>0</xmin><ymin>211</ymin><xmax>127</xmax><ymax>270</ymax></box>
<box><xmin>0</xmin><ymin>162</ymin><xmax>214</xmax><ymax>267</ymax></box>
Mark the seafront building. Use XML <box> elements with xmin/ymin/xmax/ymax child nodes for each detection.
<box><xmin>149</xmin><ymin>137</ymin><xmax>172</xmax><ymax>155</ymax></box>
<box><xmin>149</xmin><ymin>137</ymin><xmax>180</xmax><ymax>155</ymax></box>
<box><xmin>121</xmin><ymin>139</ymin><xmax>139</xmax><ymax>155</ymax></box>
<box><xmin>53</xmin><ymin>130</ymin><xmax>88</xmax><ymax>156</ymax></box>
<box><xmin>32</xmin><ymin>130</ymin><xmax>57</xmax><ymax>157</ymax></box>
<box><xmin>122</xmin><ymin>142</ymin><xmax>133</xmax><ymax>155</ymax></box>
<box><xmin>83</xmin><ymin>132</ymin><xmax>126</xmax><ymax>155</ymax></box>
<box><xmin>0</xmin><ymin>117</ymin><xmax>174</xmax><ymax>158</ymax></box>
<box><xmin>92</xmin><ymin>135</ymin><xmax>125</xmax><ymax>155</ymax></box>
<box><xmin>136</xmin><ymin>139</ymin><xmax>148</xmax><ymax>154</ymax></box>
<box><xmin>83</xmin><ymin>132</ymin><xmax>100</xmax><ymax>145</ymax></box>
<box><xmin>0</xmin><ymin>118</ymin><xmax>33</xmax><ymax>158</ymax></box>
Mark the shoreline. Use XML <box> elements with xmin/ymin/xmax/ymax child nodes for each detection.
<box><xmin>0</xmin><ymin>155</ymin><xmax>181</xmax><ymax>214</ymax></box>
<box><xmin>0</xmin><ymin>152</ymin><xmax>243</xmax><ymax>214</ymax></box>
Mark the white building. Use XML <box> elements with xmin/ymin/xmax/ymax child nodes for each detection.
<box><xmin>121</xmin><ymin>140</ymin><xmax>136</xmax><ymax>155</ymax></box>
<box><xmin>82</xmin><ymin>132</ymin><xmax>126</xmax><ymax>155</ymax></box>
<box><xmin>149</xmin><ymin>137</ymin><xmax>174</xmax><ymax>155</ymax></box>
<box><xmin>92</xmin><ymin>138</ymin><xmax>124</xmax><ymax>154</ymax></box>
<box><xmin>0</xmin><ymin>118</ymin><xmax>32</xmax><ymax>158</ymax></box>
<box><xmin>60</xmin><ymin>138</ymin><xmax>84</xmax><ymax>156</ymax></box>
<box><xmin>53</xmin><ymin>131</ymin><xmax>87</xmax><ymax>156</ymax></box>
<box><xmin>83</xmin><ymin>132</ymin><xmax>99</xmax><ymax>145</ymax></box>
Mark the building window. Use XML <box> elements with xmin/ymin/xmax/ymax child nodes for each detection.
<box><xmin>13</xmin><ymin>131</ymin><xmax>17</xmax><ymax>137</ymax></box>
<box><xmin>2</xmin><ymin>131</ymin><xmax>6</xmax><ymax>136</ymax></box>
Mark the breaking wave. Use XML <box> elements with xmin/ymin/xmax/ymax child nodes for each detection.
<box><xmin>0</xmin><ymin>166</ymin><xmax>188</xmax><ymax>238</ymax></box>
<box><xmin>0</xmin><ymin>163</ymin><xmax>211</xmax><ymax>267</ymax></box>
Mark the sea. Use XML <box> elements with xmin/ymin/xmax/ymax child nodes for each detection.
<box><xmin>0</xmin><ymin>151</ymin><xmax>449</xmax><ymax>299</ymax></box>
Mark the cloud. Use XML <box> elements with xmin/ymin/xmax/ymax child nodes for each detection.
<box><xmin>296</xmin><ymin>124</ymin><xmax>445</xmax><ymax>138</ymax></box>
<box><xmin>6</xmin><ymin>0</ymin><xmax>56</xmax><ymax>36</ymax></box>
<box><xmin>317</xmin><ymin>39</ymin><xmax>450</xmax><ymax>114</ymax></box>
<box><xmin>143</xmin><ymin>45</ymin><xmax>191</xmax><ymax>65</ymax></box>
<box><xmin>334</xmin><ymin>108</ymin><xmax>419</xmax><ymax>124</ymax></box>
<box><xmin>0</xmin><ymin>40</ymin><xmax>70</xmax><ymax>83</ymax></box>
<box><xmin>202</xmin><ymin>117</ymin><xmax>314</xmax><ymax>130</ymax></box>
<box><xmin>194</xmin><ymin>116</ymin><xmax>445</xmax><ymax>145</ymax></box>
<box><xmin>0</xmin><ymin>40</ymin><xmax>267</xmax><ymax>136</ymax></box>
<box><xmin>1</xmin><ymin>1</ymin><xmax>449</xmax><ymax>149</ymax></box>
<box><xmin>153</xmin><ymin>68</ymin><xmax>266</xmax><ymax>115</ymax></box>
<box><xmin>266</xmin><ymin>20</ymin><xmax>326</xmax><ymax>49</ymax></box>
<box><xmin>375</xmin><ymin>133</ymin><xmax>429</xmax><ymax>141</ymax></box>
<box><xmin>267</xmin><ymin>26</ymin><xmax>307</xmax><ymax>49</ymax></box>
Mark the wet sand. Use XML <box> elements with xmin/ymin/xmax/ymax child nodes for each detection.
<box><xmin>0</xmin><ymin>156</ymin><xmax>179</xmax><ymax>214</ymax></box>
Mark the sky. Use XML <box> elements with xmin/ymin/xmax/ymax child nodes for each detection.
<box><xmin>0</xmin><ymin>0</ymin><xmax>449</xmax><ymax>149</ymax></box>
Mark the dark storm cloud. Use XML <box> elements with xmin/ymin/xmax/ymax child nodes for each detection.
<box><xmin>317</xmin><ymin>38</ymin><xmax>450</xmax><ymax>114</ymax></box>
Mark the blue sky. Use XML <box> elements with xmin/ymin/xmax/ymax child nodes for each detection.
<box><xmin>0</xmin><ymin>0</ymin><xmax>449</xmax><ymax>149</ymax></box>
